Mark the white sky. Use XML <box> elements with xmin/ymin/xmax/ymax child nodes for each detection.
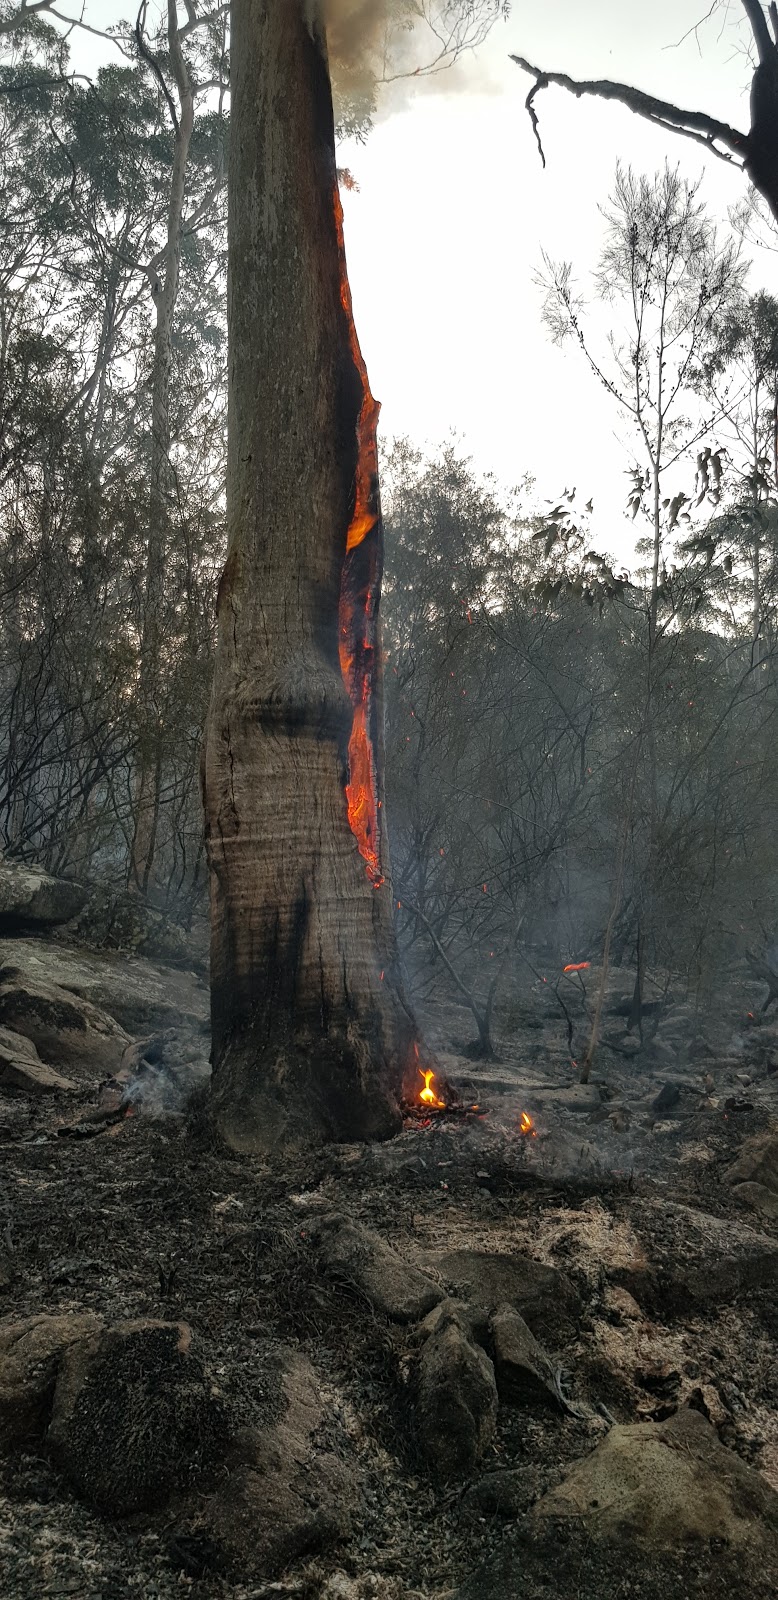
<box><xmin>62</xmin><ymin>2</ymin><xmax>773</xmax><ymax>558</ymax></box>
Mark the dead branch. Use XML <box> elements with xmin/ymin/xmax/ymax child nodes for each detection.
<box><xmin>510</xmin><ymin>54</ymin><xmax>748</xmax><ymax>170</ymax></box>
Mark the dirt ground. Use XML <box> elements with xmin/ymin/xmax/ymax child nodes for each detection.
<box><xmin>1</xmin><ymin>940</ymin><xmax>778</xmax><ymax>1600</ymax></box>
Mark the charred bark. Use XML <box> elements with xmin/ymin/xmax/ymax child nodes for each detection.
<box><xmin>202</xmin><ymin>0</ymin><xmax>419</xmax><ymax>1154</ymax></box>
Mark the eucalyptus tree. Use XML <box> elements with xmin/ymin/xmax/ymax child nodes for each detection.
<box><xmin>201</xmin><ymin>0</ymin><xmax>508</xmax><ymax>1153</ymax></box>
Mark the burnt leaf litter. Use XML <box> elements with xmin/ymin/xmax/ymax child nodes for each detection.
<box><xmin>1</xmin><ymin>937</ymin><xmax>778</xmax><ymax>1600</ymax></box>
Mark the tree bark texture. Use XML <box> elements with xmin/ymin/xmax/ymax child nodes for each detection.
<box><xmin>202</xmin><ymin>0</ymin><xmax>417</xmax><ymax>1153</ymax></box>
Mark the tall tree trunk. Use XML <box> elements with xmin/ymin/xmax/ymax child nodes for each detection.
<box><xmin>131</xmin><ymin>0</ymin><xmax>195</xmax><ymax>894</ymax></box>
<box><xmin>202</xmin><ymin>0</ymin><xmax>419</xmax><ymax>1154</ymax></box>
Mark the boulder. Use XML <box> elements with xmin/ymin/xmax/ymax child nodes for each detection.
<box><xmin>312</xmin><ymin>1213</ymin><xmax>443</xmax><ymax>1323</ymax></box>
<box><xmin>0</xmin><ymin>938</ymin><xmax>208</xmax><ymax>1035</ymax></box>
<box><xmin>490</xmin><ymin>1304</ymin><xmax>561</xmax><ymax>1408</ymax></box>
<box><xmin>731</xmin><ymin>1181</ymin><xmax>778</xmax><ymax>1221</ymax></box>
<box><xmin>59</xmin><ymin>883</ymin><xmax>199</xmax><ymax>968</ymax></box>
<box><xmin>463</xmin><ymin>1468</ymin><xmax>527</xmax><ymax>1518</ymax></box>
<box><xmin>0</xmin><ymin>1312</ymin><xmax>102</xmax><ymax>1450</ymax></box>
<box><xmin>726</xmin><ymin>1127</ymin><xmax>778</xmax><ymax>1195</ymax></box>
<box><xmin>200</xmin><ymin>1353</ymin><xmax>356</xmax><ymax>1578</ymax></box>
<box><xmin>534</xmin><ymin>1407</ymin><xmax>778</xmax><ymax>1551</ymax></box>
<box><xmin>423</xmin><ymin>1248</ymin><xmax>581</xmax><ymax>1343</ymax></box>
<box><xmin>48</xmin><ymin>1319</ymin><xmax>229</xmax><ymax>1512</ymax></box>
<box><xmin>0</xmin><ymin>860</ymin><xmax>86</xmax><ymax>934</ymax></box>
<box><xmin>0</xmin><ymin>970</ymin><xmax>129</xmax><ymax>1079</ymax></box>
<box><xmin>617</xmin><ymin>1201</ymin><xmax>778</xmax><ymax>1312</ymax></box>
<box><xmin>0</xmin><ymin>1025</ymin><xmax>75</xmax><ymax>1095</ymax></box>
<box><xmin>416</xmin><ymin>1297</ymin><xmax>490</xmax><ymax>1346</ymax></box>
<box><xmin>417</xmin><ymin>1314</ymin><xmax>498</xmax><ymax>1479</ymax></box>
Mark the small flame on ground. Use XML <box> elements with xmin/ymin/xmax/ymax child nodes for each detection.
<box><xmin>563</xmin><ymin>961</ymin><xmax>591</xmax><ymax>973</ymax></box>
<box><xmin>419</xmin><ymin>1068</ymin><xmax>445</xmax><ymax>1109</ymax></box>
<box><xmin>519</xmin><ymin>1111</ymin><xmax>537</xmax><ymax>1137</ymax></box>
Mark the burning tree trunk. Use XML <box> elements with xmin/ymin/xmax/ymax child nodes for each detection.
<box><xmin>202</xmin><ymin>0</ymin><xmax>420</xmax><ymax>1153</ymax></box>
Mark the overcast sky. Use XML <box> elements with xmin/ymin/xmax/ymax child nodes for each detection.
<box><xmin>64</xmin><ymin>1</ymin><xmax>772</xmax><ymax>559</ymax></box>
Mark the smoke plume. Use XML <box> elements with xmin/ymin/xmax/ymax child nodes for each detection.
<box><xmin>316</xmin><ymin>2</ymin><xmax>506</xmax><ymax>138</ymax></box>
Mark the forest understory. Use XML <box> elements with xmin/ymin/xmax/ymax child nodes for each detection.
<box><xmin>1</xmin><ymin>881</ymin><xmax>777</xmax><ymax>1600</ymax></box>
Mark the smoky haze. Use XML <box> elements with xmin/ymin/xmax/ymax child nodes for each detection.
<box><xmin>320</xmin><ymin>1</ymin><xmax>506</xmax><ymax>128</ymax></box>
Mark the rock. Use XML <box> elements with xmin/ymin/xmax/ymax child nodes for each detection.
<box><xmin>651</xmin><ymin>1082</ymin><xmax>681</xmax><ymax>1114</ymax></box>
<box><xmin>617</xmin><ymin>1200</ymin><xmax>778</xmax><ymax>1313</ymax></box>
<box><xmin>584</xmin><ymin>966</ymin><xmax>667</xmax><ymax>1017</ymax></box>
<box><xmin>490</xmin><ymin>1304</ymin><xmax>560</xmax><ymax>1408</ymax></box>
<box><xmin>726</xmin><ymin>1127</ymin><xmax>778</xmax><ymax>1195</ymax></box>
<box><xmin>0</xmin><ymin>971</ymin><xmax>129</xmax><ymax>1079</ymax></box>
<box><xmin>417</xmin><ymin>1315</ymin><xmax>498</xmax><ymax>1478</ymax></box>
<box><xmin>0</xmin><ymin>860</ymin><xmax>87</xmax><ymax>934</ymax></box>
<box><xmin>541</xmin><ymin>1083</ymin><xmax>605</xmax><ymax>1114</ymax></box>
<box><xmin>416</xmin><ymin>1297</ymin><xmax>490</xmax><ymax>1345</ymax></box>
<box><xmin>534</xmin><ymin>1407</ymin><xmax>778</xmax><ymax>1552</ymax></box>
<box><xmin>0</xmin><ymin>1312</ymin><xmax>102</xmax><ymax>1450</ymax></box>
<box><xmin>312</xmin><ymin>1213</ymin><xmax>443</xmax><ymax>1323</ymax></box>
<box><xmin>0</xmin><ymin>1025</ymin><xmax>75</xmax><ymax>1095</ymax></box>
<box><xmin>48</xmin><ymin>1319</ymin><xmax>228</xmax><ymax>1512</ymax></box>
<box><xmin>647</xmin><ymin>1041</ymin><xmax>678</xmax><ymax>1070</ymax></box>
<box><xmin>423</xmin><ymin>1248</ymin><xmax>581</xmax><ymax>1343</ymax></box>
<box><xmin>463</xmin><ymin>1468</ymin><xmax>526</xmax><ymax>1518</ymax></box>
<box><xmin>687</xmin><ymin>1383</ymin><xmax>731</xmax><ymax>1428</ymax></box>
<box><xmin>201</xmin><ymin>1352</ymin><xmax>356</xmax><ymax>1579</ymax></box>
<box><xmin>731</xmin><ymin>1181</ymin><xmax>778</xmax><ymax>1221</ymax></box>
<box><xmin>59</xmin><ymin>883</ymin><xmax>199</xmax><ymax>968</ymax></box>
<box><xmin>601</xmin><ymin>1285</ymin><xmax>643</xmax><ymax>1324</ymax></box>
<box><xmin>0</xmin><ymin>938</ymin><xmax>208</xmax><ymax>1035</ymax></box>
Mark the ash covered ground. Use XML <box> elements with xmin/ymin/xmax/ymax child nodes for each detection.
<box><xmin>1</xmin><ymin>914</ymin><xmax>778</xmax><ymax>1600</ymax></box>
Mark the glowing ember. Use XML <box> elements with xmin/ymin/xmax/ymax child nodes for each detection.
<box><xmin>419</xmin><ymin>1068</ymin><xmax>445</xmax><ymax>1109</ymax></box>
<box><xmin>519</xmin><ymin>1111</ymin><xmax>537</xmax><ymax>1137</ymax></box>
<box><xmin>334</xmin><ymin>183</ymin><xmax>384</xmax><ymax>887</ymax></box>
<box><xmin>563</xmin><ymin>961</ymin><xmax>591</xmax><ymax>973</ymax></box>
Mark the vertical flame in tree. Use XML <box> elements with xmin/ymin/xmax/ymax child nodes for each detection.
<box><xmin>334</xmin><ymin>183</ymin><xmax>384</xmax><ymax>886</ymax></box>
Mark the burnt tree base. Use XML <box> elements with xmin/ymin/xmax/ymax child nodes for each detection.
<box><xmin>208</xmin><ymin>1030</ymin><xmax>403</xmax><ymax>1156</ymax></box>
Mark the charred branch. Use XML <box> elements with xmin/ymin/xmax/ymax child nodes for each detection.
<box><xmin>510</xmin><ymin>55</ymin><xmax>748</xmax><ymax>172</ymax></box>
<box><xmin>512</xmin><ymin>3</ymin><xmax>778</xmax><ymax>226</ymax></box>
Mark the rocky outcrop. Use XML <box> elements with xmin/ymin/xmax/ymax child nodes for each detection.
<box><xmin>0</xmin><ymin>938</ymin><xmax>208</xmax><ymax>1036</ymax></box>
<box><xmin>534</xmin><ymin>1407</ymin><xmax>778</xmax><ymax>1550</ymax></box>
<box><xmin>0</xmin><ymin>1024</ymin><xmax>75</xmax><ymax>1095</ymax></box>
<box><xmin>0</xmin><ymin>860</ymin><xmax>87</xmax><ymax>934</ymax></box>
<box><xmin>49</xmin><ymin>1319</ymin><xmax>228</xmax><ymax>1512</ymax></box>
<box><xmin>0</xmin><ymin>1312</ymin><xmax>102</xmax><ymax>1449</ymax></box>
<box><xmin>618</xmin><ymin>1200</ymin><xmax>778</xmax><ymax>1312</ymax></box>
<box><xmin>0</xmin><ymin>970</ymin><xmax>129</xmax><ymax>1079</ymax></box>
<box><xmin>417</xmin><ymin>1312</ymin><xmax>498</xmax><ymax>1478</ymax></box>
<box><xmin>423</xmin><ymin>1248</ymin><xmax>581</xmax><ymax>1343</ymax></box>
<box><xmin>200</xmin><ymin>1352</ymin><xmax>357</xmax><ymax>1578</ymax></box>
<box><xmin>726</xmin><ymin>1126</ymin><xmax>778</xmax><ymax>1220</ymax></box>
<box><xmin>490</xmin><ymin>1304</ymin><xmax>561</xmax><ymax>1408</ymax></box>
<box><xmin>58</xmin><ymin>883</ymin><xmax>203</xmax><ymax>968</ymax></box>
<box><xmin>311</xmin><ymin>1213</ymin><xmax>444</xmax><ymax>1323</ymax></box>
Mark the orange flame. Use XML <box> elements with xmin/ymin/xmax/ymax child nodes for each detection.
<box><xmin>519</xmin><ymin>1111</ymin><xmax>537</xmax><ymax>1137</ymax></box>
<box><xmin>419</xmin><ymin>1068</ymin><xmax>445</xmax><ymax>1109</ymax></box>
<box><xmin>334</xmin><ymin>182</ymin><xmax>384</xmax><ymax>886</ymax></box>
<box><xmin>563</xmin><ymin>961</ymin><xmax>590</xmax><ymax>973</ymax></box>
